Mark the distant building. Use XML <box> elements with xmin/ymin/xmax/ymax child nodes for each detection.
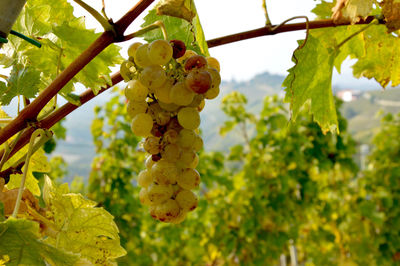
<box><xmin>336</xmin><ymin>90</ymin><xmax>362</xmax><ymax>102</ymax></box>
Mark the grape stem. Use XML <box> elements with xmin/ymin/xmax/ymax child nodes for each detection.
<box><xmin>11</xmin><ymin>128</ymin><xmax>52</xmax><ymax>218</ymax></box>
<box><xmin>262</xmin><ymin>0</ymin><xmax>272</xmax><ymax>26</ymax></box>
<box><xmin>123</xmin><ymin>20</ymin><xmax>168</xmax><ymax>41</ymax></box>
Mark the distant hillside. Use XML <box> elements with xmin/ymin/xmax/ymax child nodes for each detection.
<box><xmin>53</xmin><ymin>72</ymin><xmax>400</xmax><ymax>180</ymax></box>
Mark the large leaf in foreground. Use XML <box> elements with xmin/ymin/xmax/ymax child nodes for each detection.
<box><xmin>283</xmin><ymin>35</ymin><xmax>338</xmax><ymax>134</ymax></box>
<box><xmin>43</xmin><ymin>176</ymin><xmax>126</xmax><ymax>265</ymax></box>
<box><xmin>0</xmin><ymin>219</ymin><xmax>79</xmax><ymax>266</ymax></box>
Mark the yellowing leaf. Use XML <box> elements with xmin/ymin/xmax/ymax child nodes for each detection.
<box><xmin>43</xmin><ymin>177</ymin><xmax>126</xmax><ymax>265</ymax></box>
<box><xmin>381</xmin><ymin>0</ymin><xmax>400</xmax><ymax>32</ymax></box>
<box><xmin>332</xmin><ymin>0</ymin><xmax>374</xmax><ymax>23</ymax></box>
<box><xmin>157</xmin><ymin>0</ymin><xmax>195</xmax><ymax>22</ymax></box>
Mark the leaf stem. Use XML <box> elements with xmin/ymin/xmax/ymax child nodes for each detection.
<box><xmin>123</xmin><ymin>21</ymin><xmax>168</xmax><ymax>41</ymax></box>
<box><xmin>72</xmin><ymin>0</ymin><xmax>115</xmax><ymax>34</ymax></box>
<box><xmin>0</xmin><ymin>130</ymin><xmax>23</xmax><ymax>172</ymax></box>
<box><xmin>11</xmin><ymin>129</ymin><xmax>52</xmax><ymax>218</ymax></box>
<box><xmin>262</xmin><ymin>0</ymin><xmax>272</xmax><ymax>26</ymax></box>
<box><xmin>336</xmin><ymin>19</ymin><xmax>378</xmax><ymax>50</ymax></box>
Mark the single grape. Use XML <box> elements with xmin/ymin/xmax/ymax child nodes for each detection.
<box><xmin>125</xmin><ymin>80</ymin><xmax>148</xmax><ymax>102</ymax></box>
<box><xmin>127</xmin><ymin>101</ymin><xmax>148</xmax><ymax>118</ymax></box>
<box><xmin>128</xmin><ymin>42</ymin><xmax>143</xmax><ymax>57</ymax></box>
<box><xmin>169</xmin><ymin>39</ymin><xmax>186</xmax><ymax>59</ymax></box>
<box><xmin>161</xmin><ymin>143</ymin><xmax>181</xmax><ymax>162</ymax></box>
<box><xmin>120</xmin><ymin>60</ymin><xmax>135</xmax><ymax>82</ymax></box>
<box><xmin>148</xmin><ymin>39</ymin><xmax>173</xmax><ymax>65</ymax></box>
<box><xmin>143</xmin><ymin>136</ymin><xmax>161</xmax><ymax>154</ymax></box>
<box><xmin>189</xmin><ymin>153</ymin><xmax>199</xmax><ymax>168</ymax></box>
<box><xmin>158</xmin><ymin>101</ymin><xmax>180</xmax><ymax>112</ymax></box>
<box><xmin>206</xmin><ymin>56</ymin><xmax>220</xmax><ymax>72</ymax></box>
<box><xmin>204</xmin><ymin>85</ymin><xmax>220</xmax><ymax>100</ymax></box>
<box><xmin>154</xmin><ymin>78</ymin><xmax>174</xmax><ymax>104</ymax></box>
<box><xmin>134</xmin><ymin>43</ymin><xmax>152</xmax><ymax>68</ymax></box>
<box><xmin>175</xmin><ymin>190</ymin><xmax>198</xmax><ymax>211</ymax></box>
<box><xmin>137</xmin><ymin>169</ymin><xmax>153</xmax><ymax>188</ymax></box>
<box><xmin>155</xmin><ymin>111</ymin><xmax>171</xmax><ymax>126</ymax></box>
<box><xmin>177</xmin><ymin>129</ymin><xmax>197</xmax><ymax>149</ymax></box>
<box><xmin>170</xmin><ymin>81</ymin><xmax>195</xmax><ymax>106</ymax></box>
<box><xmin>193</xmin><ymin>135</ymin><xmax>203</xmax><ymax>152</ymax></box>
<box><xmin>185</xmin><ymin>70</ymin><xmax>212</xmax><ymax>94</ymax></box>
<box><xmin>131</xmin><ymin>113</ymin><xmax>153</xmax><ymax>137</ymax></box>
<box><xmin>147</xmin><ymin>183</ymin><xmax>173</xmax><ymax>205</ymax></box>
<box><xmin>178</xmin><ymin>148</ymin><xmax>198</xmax><ymax>168</ymax></box>
<box><xmin>145</xmin><ymin>155</ymin><xmax>156</xmax><ymax>170</ymax></box>
<box><xmin>151</xmin><ymin>160</ymin><xmax>179</xmax><ymax>185</ymax></box>
<box><xmin>139</xmin><ymin>187</ymin><xmax>153</xmax><ymax>206</ymax></box>
<box><xmin>163</xmin><ymin>129</ymin><xmax>178</xmax><ymax>144</ymax></box>
<box><xmin>177</xmin><ymin>107</ymin><xmax>200</xmax><ymax>130</ymax></box>
<box><xmin>139</xmin><ymin>65</ymin><xmax>167</xmax><ymax>89</ymax></box>
<box><xmin>176</xmin><ymin>50</ymin><xmax>197</xmax><ymax>64</ymax></box>
<box><xmin>155</xmin><ymin>199</ymin><xmax>180</xmax><ymax>222</ymax></box>
<box><xmin>184</xmin><ymin>55</ymin><xmax>207</xmax><ymax>71</ymax></box>
<box><xmin>170</xmin><ymin>209</ymin><xmax>187</xmax><ymax>224</ymax></box>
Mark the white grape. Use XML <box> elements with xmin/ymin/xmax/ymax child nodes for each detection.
<box><xmin>139</xmin><ymin>65</ymin><xmax>167</xmax><ymax>89</ymax></box>
<box><xmin>175</xmin><ymin>190</ymin><xmax>198</xmax><ymax>211</ymax></box>
<box><xmin>176</xmin><ymin>168</ymin><xmax>200</xmax><ymax>190</ymax></box>
<box><xmin>134</xmin><ymin>44</ymin><xmax>152</xmax><ymax>68</ymax></box>
<box><xmin>127</xmin><ymin>101</ymin><xmax>148</xmax><ymax>118</ymax></box>
<box><xmin>131</xmin><ymin>113</ymin><xmax>153</xmax><ymax>137</ymax></box>
<box><xmin>125</xmin><ymin>80</ymin><xmax>148</xmax><ymax>102</ymax></box>
<box><xmin>138</xmin><ymin>169</ymin><xmax>153</xmax><ymax>188</ymax></box>
<box><xmin>170</xmin><ymin>81</ymin><xmax>195</xmax><ymax>106</ymax></box>
<box><xmin>177</xmin><ymin>107</ymin><xmax>200</xmax><ymax>130</ymax></box>
<box><xmin>148</xmin><ymin>39</ymin><xmax>173</xmax><ymax>65</ymax></box>
<box><xmin>128</xmin><ymin>42</ymin><xmax>143</xmax><ymax>58</ymax></box>
<box><xmin>147</xmin><ymin>183</ymin><xmax>173</xmax><ymax>205</ymax></box>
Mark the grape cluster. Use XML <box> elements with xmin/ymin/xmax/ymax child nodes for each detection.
<box><xmin>120</xmin><ymin>39</ymin><xmax>221</xmax><ymax>223</ymax></box>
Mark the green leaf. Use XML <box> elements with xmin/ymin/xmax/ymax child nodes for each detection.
<box><xmin>0</xmin><ymin>65</ymin><xmax>41</xmax><ymax>105</ymax></box>
<box><xmin>43</xmin><ymin>176</ymin><xmax>126</xmax><ymax>264</ymax></box>
<box><xmin>0</xmin><ymin>219</ymin><xmax>79</xmax><ymax>266</ymax></box>
<box><xmin>141</xmin><ymin>3</ymin><xmax>209</xmax><ymax>56</ymax></box>
<box><xmin>312</xmin><ymin>1</ymin><xmax>335</xmax><ymax>19</ymax></box>
<box><xmin>283</xmin><ymin>35</ymin><xmax>338</xmax><ymax>134</ymax></box>
<box><xmin>352</xmin><ymin>25</ymin><xmax>400</xmax><ymax>87</ymax></box>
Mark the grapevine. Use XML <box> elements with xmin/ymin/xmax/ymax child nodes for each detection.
<box><xmin>120</xmin><ymin>27</ymin><xmax>221</xmax><ymax>223</ymax></box>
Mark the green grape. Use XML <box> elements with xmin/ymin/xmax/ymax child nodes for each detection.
<box><xmin>204</xmin><ymin>68</ymin><xmax>221</xmax><ymax>100</ymax></box>
<box><xmin>206</xmin><ymin>56</ymin><xmax>220</xmax><ymax>72</ymax></box>
<box><xmin>185</xmin><ymin>69</ymin><xmax>212</xmax><ymax>94</ymax></box>
<box><xmin>170</xmin><ymin>209</ymin><xmax>187</xmax><ymax>224</ymax></box>
<box><xmin>131</xmin><ymin>113</ymin><xmax>153</xmax><ymax>137</ymax></box>
<box><xmin>178</xmin><ymin>148</ymin><xmax>197</xmax><ymax>169</ymax></box>
<box><xmin>177</xmin><ymin>129</ymin><xmax>197</xmax><ymax>149</ymax></box>
<box><xmin>176</xmin><ymin>49</ymin><xmax>197</xmax><ymax>64</ymax></box>
<box><xmin>127</xmin><ymin>42</ymin><xmax>143</xmax><ymax>57</ymax></box>
<box><xmin>155</xmin><ymin>199</ymin><xmax>180</xmax><ymax>222</ymax></box>
<box><xmin>177</xmin><ymin>107</ymin><xmax>200</xmax><ymax>130</ymax></box>
<box><xmin>197</xmin><ymin>98</ymin><xmax>205</xmax><ymax>112</ymax></box>
<box><xmin>175</xmin><ymin>190</ymin><xmax>198</xmax><ymax>211</ymax></box>
<box><xmin>138</xmin><ymin>169</ymin><xmax>153</xmax><ymax>188</ymax></box>
<box><xmin>188</xmin><ymin>94</ymin><xmax>205</xmax><ymax>108</ymax></box>
<box><xmin>127</xmin><ymin>101</ymin><xmax>148</xmax><ymax>118</ymax></box>
<box><xmin>193</xmin><ymin>134</ymin><xmax>203</xmax><ymax>152</ymax></box>
<box><xmin>134</xmin><ymin>43</ymin><xmax>152</xmax><ymax>68</ymax></box>
<box><xmin>147</xmin><ymin>183</ymin><xmax>173</xmax><ymax>205</ymax></box>
<box><xmin>120</xmin><ymin>60</ymin><xmax>135</xmax><ymax>81</ymax></box>
<box><xmin>204</xmin><ymin>84</ymin><xmax>220</xmax><ymax>100</ymax></box>
<box><xmin>158</xmin><ymin>101</ymin><xmax>180</xmax><ymax>112</ymax></box>
<box><xmin>189</xmin><ymin>153</ymin><xmax>199</xmax><ymax>168</ymax></box>
<box><xmin>176</xmin><ymin>168</ymin><xmax>200</xmax><ymax>190</ymax></box>
<box><xmin>139</xmin><ymin>187</ymin><xmax>153</xmax><ymax>206</ymax></box>
<box><xmin>148</xmin><ymin>39</ymin><xmax>173</xmax><ymax>65</ymax></box>
<box><xmin>163</xmin><ymin>129</ymin><xmax>178</xmax><ymax>144</ymax></box>
<box><xmin>151</xmin><ymin>160</ymin><xmax>179</xmax><ymax>185</ymax></box>
<box><xmin>125</xmin><ymin>80</ymin><xmax>148</xmax><ymax>102</ymax></box>
<box><xmin>155</xmin><ymin>110</ymin><xmax>171</xmax><ymax>126</ymax></box>
<box><xmin>170</xmin><ymin>81</ymin><xmax>195</xmax><ymax>106</ymax></box>
<box><xmin>143</xmin><ymin>136</ymin><xmax>161</xmax><ymax>154</ymax></box>
<box><xmin>139</xmin><ymin>65</ymin><xmax>167</xmax><ymax>89</ymax></box>
<box><xmin>161</xmin><ymin>143</ymin><xmax>181</xmax><ymax>162</ymax></box>
<box><xmin>154</xmin><ymin>78</ymin><xmax>173</xmax><ymax>104</ymax></box>
<box><xmin>145</xmin><ymin>155</ymin><xmax>156</xmax><ymax>170</ymax></box>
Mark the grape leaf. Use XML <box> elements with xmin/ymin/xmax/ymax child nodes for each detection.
<box><xmin>141</xmin><ymin>1</ymin><xmax>209</xmax><ymax>56</ymax></box>
<box><xmin>0</xmin><ymin>218</ymin><xmax>79</xmax><ymax>266</ymax></box>
<box><xmin>0</xmin><ymin>0</ymin><xmax>123</xmax><ymax>105</ymax></box>
<box><xmin>312</xmin><ymin>1</ymin><xmax>335</xmax><ymax>19</ymax></box>
<box><xmin>352</xmin><ymin>25</ymin><xmax>400</xmax><ymax>87</ymax></box>
<box><xmin>157</xmin><ymin>0</ymin><xmax>196</xmax><ymax>21</ymax></box>
<box><xmin>0</xmin><ymin>65</ymin><xmax>41</xmax><ymax>105</ymax></box>
<box><xmin>283</xmin><ymin>35</ymin><xmax>338</xmax><ymax>134</ymax></box>
<box><xmin>43</xmin><ymin>176</ymin><xmax>126</xmax><ymax>265</ymax></box>
<box><xmin>5</xmin><ymin>147</ymin><xmax>50</xmax><ymax>196</ymax></box>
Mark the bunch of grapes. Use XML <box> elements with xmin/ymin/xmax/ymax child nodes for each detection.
<box><xmin>120</xmin><ymin>38</ymin><xmax>221</xmax><ymax>223</ymax></box>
